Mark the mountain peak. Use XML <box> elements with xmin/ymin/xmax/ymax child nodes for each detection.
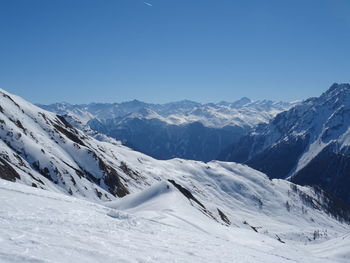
<box><xmin>324</xmin><ymin>83</ymin><xmax>350</xmax><ymax>96</ymax></box>
<box><xmin>231</xmin><ymin>97</ymin><xmax>252</xmax><ymax>108</ymax></box>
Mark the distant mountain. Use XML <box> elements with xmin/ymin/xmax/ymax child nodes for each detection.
<box><xmin>38</xmin><ymin>98</ymin><xmax>295</xmax><ymax>161</ymax></box>
<box><xmin>219</xmin><ymin>83</ymin><xmax>350</xmax><ymax>204</ymax></box>
<box><xmin>38</xmin><ymin>98</ymin><xmax>293</xmax><ymax>128</ymax></box>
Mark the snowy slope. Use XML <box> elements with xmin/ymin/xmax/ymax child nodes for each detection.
<box><xmin>0</xmin><ymin>88</ymin><xmax>130</xmax><ymax>201</ymax></box>
<box><xmin>1</xmin><ymin>88</ymin><xmax>350</xmax><ymax>262</ymax></box>
<box><xmin>1</xmin><ymin>179</ymin><xmax>350</xmax><ymax>263</ymax></box>
<box><xmin>220</xmin><ymin>83</ymin><xmax>350</xmax><ymax>203</ymax></box>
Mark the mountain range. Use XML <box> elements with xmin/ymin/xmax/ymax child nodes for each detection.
<box><xmin>38</xmin><ymin>98</ymin><xmax>295</xmax><ymax>161</ymax></box>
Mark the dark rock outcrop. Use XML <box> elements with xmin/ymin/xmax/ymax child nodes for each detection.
<box><xmin>0</xmin><ymin>157</ymin><xmax>20</xmax><ymax>182</ymax></box>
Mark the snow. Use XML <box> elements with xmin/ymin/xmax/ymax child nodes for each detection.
<box><xmin>0</xmin><ymin>88</ymin><xmax>116</xmax><ymax>201</ymax></box>
<box><xmin>1</xmin><ymin>179</ymin><xmax>349</xmax><ymax>263</ymax></box>
<box><xmin>291</xmin><ymin>84</ymin><xmax>350</xmax><ymax>174</ymax></box>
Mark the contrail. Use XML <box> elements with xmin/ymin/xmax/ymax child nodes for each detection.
<box><xmin>144</xmin><ymin>2</ymin><xmax>152</xmax><ymax>6</ymax></box>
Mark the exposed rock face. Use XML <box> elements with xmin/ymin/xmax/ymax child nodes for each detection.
<box><xmin>0</xmin><ymin>157</ymin><xmax>20</xmax><ymax>182</ymax></box>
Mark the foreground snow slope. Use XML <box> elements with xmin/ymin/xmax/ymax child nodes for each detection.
<box><xmin>1</xmin><ymin>179</ymin><xmax>349</xmax><ymax>263</ymax></box>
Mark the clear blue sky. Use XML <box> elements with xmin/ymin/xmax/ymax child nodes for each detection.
<box><xmin>1</xmin><ymin>0</ymin><xmax>350</xmax><ymax>104</ymax></box>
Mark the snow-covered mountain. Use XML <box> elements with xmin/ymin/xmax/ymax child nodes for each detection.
<box><xmin>38</xmin><ymin>98</ymin><xmax>293</xmax><ymax>128</ymax></box>
<box><xmin>219</xmin><ymin>83</ymin><xmax>350</xmax><ymax>204</ymax></box>
<box><xmin>1</xmin><ymin>88</ymin><xmax>350</xmax><ymax>262</ymax></box>
<box><xmin>38</xmin><ymin>99</ymin><xmax>295</xmax><ymax>161</ymax></box>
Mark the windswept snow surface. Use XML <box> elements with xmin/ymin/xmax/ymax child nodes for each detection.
<box><xmin>1</xmin><ymin>179</ymin><xmax>349</xmax><ymax>263</ymax></box>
